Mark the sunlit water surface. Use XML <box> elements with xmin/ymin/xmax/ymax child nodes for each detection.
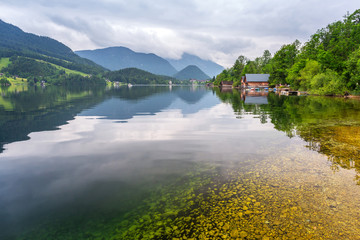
<box><xmin>1</xmin><ymin>86</ymin><xmax>360</xmax><ymax>239</ymax></box>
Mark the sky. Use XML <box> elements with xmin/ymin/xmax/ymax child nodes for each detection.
<box><xmin>0</xmin><ymin>0</ymin><xmax>359</xmax><ymax>67</ymax></box>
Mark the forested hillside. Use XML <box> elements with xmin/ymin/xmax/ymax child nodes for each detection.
<box><xmin>104</xmin><ymin>68</ymin><xmax>180</xmax><ymax>85</ymax></box>
<box><xmin>214</xmin><ymin>9</ymin><xmax>360</xmax><ymax>95</ymax></box>
<box><xmin>0</xmin><ymin>20</ymin><xmax>104</xmax><ymax>73</ymax></box>
<box><xmin>0</xmin><ymin>19</ymin><xmax>106</xmax><ymax>85</ymax></box>
<box><xmin>0</xmin><ymin>20</ymin><xmax>73</xmax><ymax>59</ymax></box>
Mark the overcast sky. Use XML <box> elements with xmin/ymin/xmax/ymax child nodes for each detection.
<box><xmin>0</xmin><ymin>1</ymin><xmax>359</xmax><ymax>67</ymax></box>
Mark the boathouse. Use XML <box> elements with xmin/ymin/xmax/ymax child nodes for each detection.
<box><xmin>241</xmin><ymin>74</ymin><xmax>270</xmax><ymax>89</ymax></box>
<box><xmin>220</xmin><ymin>81</ymin><xmax>233</xmax><ymax>88</ymax></box>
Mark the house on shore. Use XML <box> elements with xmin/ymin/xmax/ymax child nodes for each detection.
<box><xmin>220</xmin><ymin>81</ymin><xmax>233</xmax><ymax>88</ymax></box>
<box><xmin>241</xmin><ymin>74</ymin><xmax>270</xmax><ymax>89</ymax></box>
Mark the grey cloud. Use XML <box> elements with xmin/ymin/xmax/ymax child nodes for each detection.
<box><xmin>0</xmin><ymin>0</ymin><xmax>359</xmax><ymax>67</ymax></box>
<box><xmin>214</xmin><ymin>38</ymin><xmax>255</xmax><ymax>54</ymax></box>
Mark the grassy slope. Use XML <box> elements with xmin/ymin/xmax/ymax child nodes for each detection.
<box><xmin>1</xmin><ymin>57</ymin><xmax>27</xmax><ymax>90</ymax></box>
<box><xmin>34</xmin><ymin>59</ymin><xmax>89</xmax><ymax>77</ymax></box>
<box><xmin>0</xmin><ymin>58</ymin><xmax>11</xmax><ymax>70</ymax></box>
<box><xmin>1</xmin><ymin>56</ymin><xmax>89</xmax><ymax>80</ymax></box>
<box><xmin>1</xmin><ymin>56</ymin><xmax>92</xmax><ymax>94</ymax></box>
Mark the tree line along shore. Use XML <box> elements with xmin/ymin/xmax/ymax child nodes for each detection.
<box><xmin>212</xmin><ymin>9</ymin><xmax>360</xmax><ymax>96</ymax></box>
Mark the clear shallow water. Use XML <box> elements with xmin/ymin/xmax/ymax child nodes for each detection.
<box><xmin>1</xmin><ymin>86</ymin><xmax>360</xmax><ymax>239</ymax></box>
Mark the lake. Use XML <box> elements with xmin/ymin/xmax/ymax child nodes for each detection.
<box><xmin>1</xmin><ymin>85</ymin><xmax>360</xmax><ymax>239</ymax></box>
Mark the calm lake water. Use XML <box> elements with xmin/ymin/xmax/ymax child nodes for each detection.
<box><xmin>1</xmin><ymin>85</ymin><xmax>360</xmax><ymax>239</ymax></box>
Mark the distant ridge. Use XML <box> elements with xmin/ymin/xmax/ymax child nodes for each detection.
<box><xmin>76</xmin><ymin>47</ymin><xmax>177</xmax><ymax>76</ymax></box>
<box><xmin>173</xmin><ymin>65</ymin><xmax>210</xmax><ymax>80</ymax></box>
<box><xmin>167</xmin><ymin>53</ymin><xmax>224</xmax><ymax>78</ymax></box>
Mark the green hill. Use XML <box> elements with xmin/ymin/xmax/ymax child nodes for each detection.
<box><xmin>104</xmin><ymin>68</ymin><xmax>180</xmax><ymax>85</ymax></box>
<box><xmin>2</xmin><ymin>56</ymin><xmax>104</xmax><ymax>86</ymax></box>
<box><xmin>0</xmin><ymin>20</ymin><xmax>107</xmax><ymax>85</ymax></box>
<box><xmin>0</xmin><ymin>57</ymin><xmax>10</xmax><ymax>70</ymax></box>
<box><xmin>173</xmin><ymin>65</ymin><xmax>210</xmax><ymax>80</ymax></box>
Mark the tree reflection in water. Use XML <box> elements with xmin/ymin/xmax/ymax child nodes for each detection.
<box><xmin>215</xmin><ymin>88</ymin><xmax>360</xmax><ymax>183</ymax></box>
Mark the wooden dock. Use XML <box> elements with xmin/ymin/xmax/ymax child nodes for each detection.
<box><xmin>280</xmin><ymin>90</ymin><xmax>306</xmax><ymax>96</ymax></box>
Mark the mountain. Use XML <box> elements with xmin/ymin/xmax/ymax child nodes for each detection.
<box><xmin>173</xmin><ymin>65</ymin><xmax>210</xmax><ymax>80</ymax></box>
<box><xmin>167</xmin><ymin>53</ymin><xmax>224</xmax><ymax>78</ymax></box>
<box><xmin>0</xmin><ymin>20</ymin><xmax>73</xmax><ymax>60</ymax></box>
<box><xmin>75</xmin><ymin>47</ymin><xmax>177</xmax><ymax>76</ymax></box>
<box><xmin>0</xmin><ymin>19</ymin><xmax>105</xmax><ymax>74</ymax></box>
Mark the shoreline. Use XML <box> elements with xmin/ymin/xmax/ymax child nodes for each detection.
<box><xmin>345</xmin><ymin>95</ymin><xmax>360</xmax><ymax>99</ymax></box>
<box><xmin>213</xmin><ymin>85</ymin><xmax>360</xmax><ymax>100</ymax></box>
